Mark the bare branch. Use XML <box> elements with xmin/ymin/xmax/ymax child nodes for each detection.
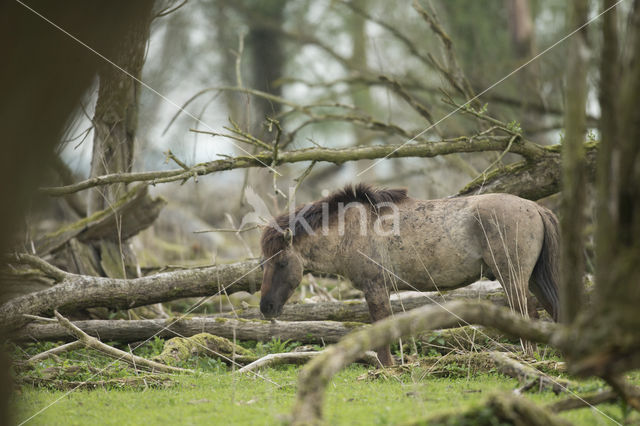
<box><xmin>41</xmin><ymin>136</ymin><xmax>547</xmax><ymax>196</ymax></box>
<box><xmin>53</xmin><ymin>310</ymin><xmax>191</xmax><ymax>374</ymax></box>
<box><xmin>378</xmin><ymin>76</ymin><xmax>436</xmax><ymax>125</ymax></box>
<box><xmin>27</xmin><ymin>341</ymin><xmax>83</xmax><ymax>364</ymax></box>
<box><xmin>413</xmin><ymin>0</ymin><xmax>477</xmax><ymax>103</ymax></box>
<box><xmin>12</xmin><ymin>253</ymin><xmax>70</xmax><ymax>282</ymax></box>
<box><xmin>236</xmin><ymin>352</ymin><xmax>321</xmax><ymax>374</ymax></box>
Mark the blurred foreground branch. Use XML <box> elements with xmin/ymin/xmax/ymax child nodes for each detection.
<box><xmin>290</xmin><ymin>300</ymin><xmax>557</xmax><ymax>423</ymax></box>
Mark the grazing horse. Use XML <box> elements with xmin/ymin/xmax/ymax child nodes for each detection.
<box><xmin>259</xmin><ymin>184</ymin><xmax>560</xmax><ymax>366</ymax></box>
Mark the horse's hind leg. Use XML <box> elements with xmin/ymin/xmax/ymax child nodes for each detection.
<box><xmin>360</xmin><ymin>279</ymin><xmax>394</xmax><ymax>367</ymax></box>
<box><xmin>476</xmin><ymin>209</ymin><xmax>544</xmax><ymax>354</ymax></box>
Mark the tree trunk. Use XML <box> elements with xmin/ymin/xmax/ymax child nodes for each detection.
<box><xmin>16</xmin><ymin>317</ymin><xmax>367</xmax><ymax>345</ymax></box>
<box><xmin>559</xmin><ymin>0</ymin><xmax>589</xmax><ymax>324</ymax></box>
<box><xmin>87</xmin><ymin>9</ymin><xmax>152</xmax><ymax>214</ymax></box>
<box><xmin>566</xmin><ymin>0</ymin><xmax>640</xmax><ymax>378</ymax></box>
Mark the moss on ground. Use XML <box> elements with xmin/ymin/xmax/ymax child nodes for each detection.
<box><xmin>153</xmin><ymin>333</ymin><xmax>255</xmax><ymax>365</ymax></box>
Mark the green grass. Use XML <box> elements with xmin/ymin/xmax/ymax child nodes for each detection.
<box><xmin>14</xmin><ymin>366</ymin><xmax>638</xmax><ymax>425</ymax></box>
<box><xmin>11</xmin><ymin>341</ymin><xmax>640</xmax><ymax>425</ymax></box>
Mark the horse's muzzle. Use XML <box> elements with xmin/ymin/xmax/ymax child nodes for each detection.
<box><xmin>260</xmin><ymin>299</ymin><xmax>281</xmax><ymax>319</ymax></box>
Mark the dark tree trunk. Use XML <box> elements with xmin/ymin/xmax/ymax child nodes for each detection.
<box><xmin>559</xmin><ymin>0</ymin><xmax>589</xmax><ymax>324</ymax></box>
<box><xmin>0</xmin><ymin>2</ymin><xmax>155</xmax><ymax>423</ymax></box>
<box><xmin>81</xmin><ymin>4</ymin><xmax>155</xmax><ymax>308</ymax></box>
<box><xmin>565</xmin><ymin>0</ymin><xmax>640</xmax><ymax>379</ymax></box>
<box><xmin>87</xmin><ymin>10</ymin><xmax>153</xmax><ymax>214</ymax></box>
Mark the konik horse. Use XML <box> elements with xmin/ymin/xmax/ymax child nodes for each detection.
<box><xmin>259</xmin><ymin>184</ymin><xmax>559</xmax><ymax>366</ymax></box>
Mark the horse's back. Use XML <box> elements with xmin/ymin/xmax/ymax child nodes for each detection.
<box><xmin>384</xmin><ymin>193</ymin><xmax>545</xmax><ymax>291</ymax></box>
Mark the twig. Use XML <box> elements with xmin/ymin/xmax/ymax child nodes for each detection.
<box><xmin>164</xmin><ymin>149</ymin><xmax>189</xmax><ymax>170</ymax></box>
<box><xmin>413</xmin><ymin>0</ymin><xmax>477</xmax><ymax>104</ymax></box>
<box><xmin>12</xmin><ymin>253</ymin><xmax>71</xmax><ymax>282</ymax></box>
<box><xmin>23</xmin><ymin>314</ymin><xmax>57</xmax><ymax>323</ymax></box>
<box><xmin>489</xmin><ymin>352</ymin><xmax>573</xmax><ymax>394</ymax></box>
<box><xmin>338</xmin><ymin>0</ymin><xmax>433</xmax><ymax>70</ymax></box>
<box><xmin>227</xmin><ymin>117</ymin><xmax>274</xmax><ymax>151</ymax></box>
<box><xmin>193</xmin><ymin>225</ymin><xmax>259</xmax><ymax>234</ymax></box>
<box><xmin>27</xmin><ymin>340</ymin><xmax>83</xmax><ymax>364</ymax></box>
<box><xmin>440</xmin><ymin>93</ymin><xmax>520</xmax><ymax>136</ymax></box>
<box><xmin>378</xmin><ymin>76</ymin><xmax>436</xmax><ymax>126</ymax></box>
<box><xmin>53</xmin><ymin>310</ymin><xmax>192</xmax><ymax>374</ymax></box>
<box><xmin>190</xmin><ymin>127</ymin><xmax>273</xmax><ymax>152</ymax></box>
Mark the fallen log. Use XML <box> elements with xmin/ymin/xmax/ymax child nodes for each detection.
<box><xmin>215</xmin><ymin>283</ymin><xmax>511</xmax><ymax>322</ymax></box>
<box><xmin>35</xmin><ymin>184</ymin><xmax>165</xmax><ymax>256</ymax></box>
<box><xmin>15</xmin><ymin>317</ymin><xmax>368</xmax><ymax>344</ymax></box>
<box><xmin>0</xmin><ymin>258</ymin><xmax>262</xmax><ymax>332</ymax></box>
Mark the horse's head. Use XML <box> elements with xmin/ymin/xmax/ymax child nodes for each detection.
<box><xmin>259</xmin><ymin>229</ymin><xmax>304</xmax><ymax>319</ymax></box>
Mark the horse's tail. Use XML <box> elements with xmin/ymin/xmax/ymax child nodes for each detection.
<box><xmin>530</xmin><ymin>206</ymin><xmax>561</xmax><ymax>322</ymax></box>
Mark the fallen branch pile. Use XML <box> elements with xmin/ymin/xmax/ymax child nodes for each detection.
<box><xmin>215</xmin><ymin>284</ymin><xmax>515</xmax><ymax>322</ymax></box>
<box><xmin>0</xmin><ymin>257</ymin><xmax>261</xmax><ymax>331</ymax></box>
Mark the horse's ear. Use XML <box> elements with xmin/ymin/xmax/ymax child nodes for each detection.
<box><xmin>283</xmin><ymin>228</ymin><xmax>293</xmax><ymax>246</ymax></box>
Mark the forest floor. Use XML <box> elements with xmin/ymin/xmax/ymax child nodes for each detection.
<box><xmin>10</xmin><ymin>339</ymin><xmax>640</xmax><ymax>425</ymax></box>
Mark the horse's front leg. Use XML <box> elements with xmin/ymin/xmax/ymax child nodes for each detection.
<box><xmin>361</xmin><ymin>280</ymin><xmax>394</xmax><ymax>367</ymax></box>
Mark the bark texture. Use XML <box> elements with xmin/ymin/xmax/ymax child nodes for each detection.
<box><xmin>0</xmin><ymin>260</ymin><xmax>262</xmax><ymax>332</ymax></box>
<box><xmin>87</xmin><ymin>7</ymin><xmax>152</xmax><ymax>214</ymax></box>
<box><xmin>560</xmin><ymin>0</ymin><xmax>589</xmax><ymax>324</ymax></box>
<box><xmin>35</xmin><ymin>184</ymin><xmax>165</xmax><ymax>256</ymax></box>
<box><xmin>563</xmin><ymin>1</ymin><xmax>640</xmax><ymax>379</ymax></box>
<box><xmin>16</xmin><ymin>317</ymin><xmax>367</xmax><ymax>345</ymax></box>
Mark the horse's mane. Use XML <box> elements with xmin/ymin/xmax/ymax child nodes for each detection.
<box><xmin>261</xmin><ymin>183</ymin><xmax>408</xmax><ymax>257</ymax></box>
